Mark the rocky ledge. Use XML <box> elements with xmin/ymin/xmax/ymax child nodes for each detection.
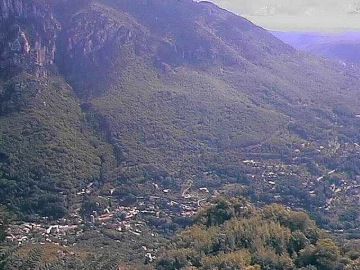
<box><xmin>0</xmin><ymin>0</ymin><xmax>59</xmax><ymax>78</ymax></box>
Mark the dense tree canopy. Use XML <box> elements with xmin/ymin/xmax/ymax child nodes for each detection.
<box><xmin>157</xmin><ymin>198</ymin><xmax>356</xmax><ymax>270</ymax></box>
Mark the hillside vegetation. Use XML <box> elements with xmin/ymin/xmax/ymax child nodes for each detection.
<box><xmin>0</xmin><ymin>0</ymin><xmax>359</xmax><ymax>226</ymax></box>
<box><xmin>54</xmin><ymin>0</ymin><xmax>360</xmax><ymax>177</ymax></box>
<box><xmin>0</xmin><ymin>0</ymin><xmax>360</xmax><ymax>268</ymax></box>
<box><xmin>158</xmin><ymin>198</ymin><xmax>360</xmax><ymax>270</ymax></box>
<box><xmin>0</xmin><ymin>73</ymin><xmax>115</xmax><ymax>218</ymax></box>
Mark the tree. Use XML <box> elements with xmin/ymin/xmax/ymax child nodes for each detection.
<box><xmin>0</xmin><ymin>206</ymin><xmax>10</xmax><ymax>243</ymax></box>
<box><xmin>297</xmin><ymin>244</ymin><xmax>316</xmax><ymax>267</ymax></box>
<box><xmin>80</xmin><ymin>196</ymin><xmax>101</xmax><ymax>217</ymax></box>
<box><xmin>314</xmin><ymin>238</ymin><xmax>342</xmax><ymax>270</ymax></box>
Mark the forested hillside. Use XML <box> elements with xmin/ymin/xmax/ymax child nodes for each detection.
<box><xmin>0</xmin><ymin>0</ymin><xmax>360</xmax><ymax>268</ymax></box>
<box><xmin>158</xmin><ymin>198</ymin><xmax>360</xmax><ymax>270</ymax></box>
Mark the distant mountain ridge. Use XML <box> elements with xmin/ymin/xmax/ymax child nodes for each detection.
<box><xmin>272</xmin><ymin>31</ymin><xmax>360</xmax><ymax>65</ymax></box>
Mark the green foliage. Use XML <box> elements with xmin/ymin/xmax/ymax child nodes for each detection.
<box><xmin>48</xmin><ymin>0</ymin><xmax>360</xmax><ymax>235</ymax></box>
<box><xmin>0</xmin><ymin>74</ymin><xmax>115</xmax><ymax>218</ymax></box>
<box><xmin>1</xmin><ymin>0</ymin><xmax>360</xmax><ymax>230</ymax></box>
<box><xmin>0</xmin><ymin>3</ymin><xmax>360</xmax><ymax>270</ymax></box>
<box><xmin>19</xmin><ymin>248</ymin><xmax>43</xmax><ymax>270</ymax></box>
<box><xmin>0</xmin><ymin>245</ymin><xmax>126</xmax><ymax>270</ymax></box>
<box><xmin>80</xmin><ymin>195</ymin><xmax>104</xmax><ymax>217</ymax></box>
<box><xmin>199</xmin><ymin>199</ymin><xmax>235</xmax><ymax>227</ymax></box>
<box><xmin>195</xmin><ymin>197</ymin><xmax>253</xmax><ymax>226</ymax></box>
<box><xmin>158</xmin><ymin>199</ymin><xmax>356</xmax><ymax>270</ymax></box>
<box><xmin>0</xmin><ymin>206</ymin><xmax>10</xmax><ymax>243</ymax></box>
<box><xmin>297</xmin><ymin>238</ymin><xmax>343</xmax><ymax>270</ymax></box>
<box><xmin>314</xmin><ymin>239</ymin><xmax>342</xmax><ymax>270</ymax></box>
<box><xmin>202</xmin><ymin>250</ymin><xmax>253</xmax><ymax>269</ymax></box>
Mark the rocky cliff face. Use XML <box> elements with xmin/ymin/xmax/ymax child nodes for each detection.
<box><xmin>0</xmin><ymin>0</ymin><xmax>59</xmax><ymax>78</ymax></box>
<box><xmin>0</xmin><ymin>0</ymin><xmax>47</xmax><ymax>20</ymax></box>
<box><xmin>53</xmin><ymin>2</ymin><xmax>150</xmax><ymax>98</ymax></box>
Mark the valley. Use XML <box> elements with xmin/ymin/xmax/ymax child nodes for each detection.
<box><xmin>3</xmin><ymin>137</ymin><xmax>360</xmax><ymax>267</ymax></box>
<box><xmin>0</xmin><ymin>0</ymin><xmax>360</xmax><ymax>269</ymax></box>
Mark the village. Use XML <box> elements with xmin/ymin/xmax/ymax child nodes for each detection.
<box><xmin>243</xmin><ymin>140</ymin><xmax>360</xmax><ymax>205</ymax></box>
<box><xmin>5</xmin><ymin>139</ymin><xmax>360</xmax><ymax>249</ymax></box>
<box><xmin>4</xmin><ymin>180</ymin><xmax>209</xmax><ymax>248</ymax></box>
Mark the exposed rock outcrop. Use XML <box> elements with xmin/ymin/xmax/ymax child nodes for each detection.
<box><xmin>0</xmin><ymin>0</ymin><xmax>48</xmax><ymax>20</ymax></box>
<box><xmin>55</xmin><ymin>3</ymin><xmax>149</xmax><ymax>98</ymax></box>
<box><xmin>0</xmin><ymin>0</ymin><xmax>59</xmax><ymax>78</ymax></box>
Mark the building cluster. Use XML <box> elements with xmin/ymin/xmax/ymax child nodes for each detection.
<box><xmin>5</xmin><ymin>139</ymin><xmax>360</xmax><ymax>248</ymax></box>
<box><xmin>6</xmin><ymin>220</ymin><xmax>82</xmax><ymax>246</ymax></box>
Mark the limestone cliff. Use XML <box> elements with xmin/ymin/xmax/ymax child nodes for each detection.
<box><xmin>0</xmin><ymin>0</ymin><xmax>59</xmax><ymax>78</ymax></box>
<box><xmin>55</xmin><ymin>2</ymin><xmax>149</xmax><ymax>98</ymax></box>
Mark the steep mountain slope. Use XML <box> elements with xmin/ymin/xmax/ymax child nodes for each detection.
<box><xmin>1</xmin><ymin>1</ymin><xmax>360</xmax><ymax>268</ymax></box>
<box><xmin>54</xmin><ymin>0</ymin><xmax>360</xmax><ymax>173</ymax></box>
<box><xmin>0</xmin><ymin>0</ymin><xmax>360</xmax><ymax>227</ymax></box>
<box><xmin>0</xmin><ymin>0</ymin><xmax>116</xmax><ymax>218</ymax></box>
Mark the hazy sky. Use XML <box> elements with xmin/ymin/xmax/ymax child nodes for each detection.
<box><xmin>207</xmin><ymin>0</ymin><xmax>360</xmax><ymax>31</ymax></box>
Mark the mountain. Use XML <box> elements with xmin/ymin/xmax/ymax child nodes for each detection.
<box><xmin>272</xmin><ymin>31</ymin><xmax>360</xmax><ymax>65</ymax></box>
<box><xmin>0</xmin><ymin>0</ymin><xmax>360</xmax><ymax>247</ymax></box>
<box><xmin>1</xmin><ymin>0</ymin><xmax>360</xmax><ymax>268</ymax></box>
<box><xmin>0</xmin><ymin>0</ymin><xmax>117</xmax><ymax>218</ymax></box>
<box><xmin>0</xmin><ymin>0</ymin><xmax>359</xmax><ymax>238</ymax></box>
